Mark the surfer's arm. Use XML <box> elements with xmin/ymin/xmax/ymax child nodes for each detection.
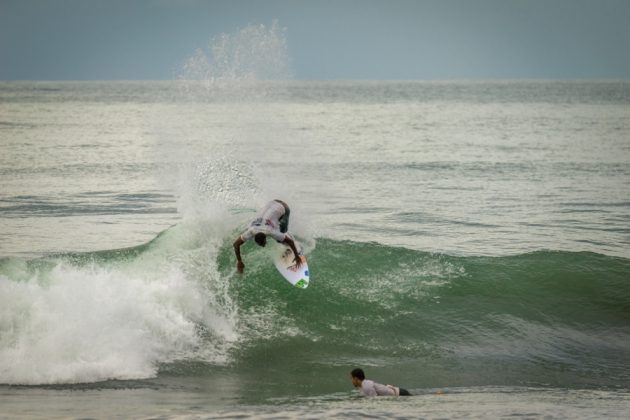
<box><xmin>282</xmin><ymin>236</ymin><xmax>302</xmax><ymax>268</ymax></box>
<box><xmin>233</xmin><ymin>236</ymin><xmax>245</xmax><ymax>273</ymax></box>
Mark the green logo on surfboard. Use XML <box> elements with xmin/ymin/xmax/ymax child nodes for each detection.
<box><xmin>295</xmin><ymin>279</ymin><xmax>308</xmax><ymax>288</ymax></box>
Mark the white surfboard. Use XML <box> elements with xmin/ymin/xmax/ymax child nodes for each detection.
<box><xmin>273</xmin><ymin>241</ymin><xmax>310</xmax><ymax>288</ymax></box>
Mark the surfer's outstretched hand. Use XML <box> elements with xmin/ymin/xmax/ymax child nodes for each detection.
<box><xmin>237</xmin><ymin>261</ymin><xmax>245</xmax><ymax>274</ymax></box>
<box><xmin>283</xmin><ymin>236</ymin><xmax>302</xmax><ymax>269</ymax></box>
<box><xmin>293</xmin><ymin>255</ymin><xmax>303</xmax><ymax>268</ymax></box>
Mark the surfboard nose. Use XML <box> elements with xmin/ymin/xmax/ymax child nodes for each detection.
<box><xmin>295</xmin><ymin>279</ymin><xmax>309</xmax><ymax>288</ymax></box>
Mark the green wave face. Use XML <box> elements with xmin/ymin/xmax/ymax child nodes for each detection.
<box><xmin>220</xmin><ymin>238</ymin><xmax>630</xmax><ymax>391</ymax></box>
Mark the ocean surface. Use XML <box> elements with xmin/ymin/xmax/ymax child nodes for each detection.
<box><xmin>1</xmin><ymin>80</ymin><xmax>630</xmax><ymax>419</ymax></box>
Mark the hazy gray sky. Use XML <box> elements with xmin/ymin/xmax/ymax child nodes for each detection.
<box><xmin>1</xmin><ymin>0</ymin><xmax>629</xmax><ymax>80</ymax></box>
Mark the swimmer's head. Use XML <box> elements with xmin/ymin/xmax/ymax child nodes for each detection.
<box><xmin>351</xmin><ymin>368</ymin><xmax>365</xmax><ymax>387</ymax></box>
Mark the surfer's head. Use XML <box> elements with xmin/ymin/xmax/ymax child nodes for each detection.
<box><xmin>254</xmin><ymin>232</ymin><xmax>267</xmax><ymax>247</ymax></box>
<box><xmin>351</xmin><ymin>368</ymin><xmax>365</xmax><ymax>387</ymax></box>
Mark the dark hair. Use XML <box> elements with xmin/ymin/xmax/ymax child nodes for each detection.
<box><xmin>351</xmin><ymin>368</ymin><xmax>365</xmax><ymax>380</ymax></box>
<box><xmin>254</xmin><ymin>232</ymin><xmax>267</xmax><ymax>247</ymax></box>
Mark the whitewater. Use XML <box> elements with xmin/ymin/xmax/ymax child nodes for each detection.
<box><xmin>2</xmin><ymin>26</ymin><xmax>630</xmax><ymax>420</ymax></box>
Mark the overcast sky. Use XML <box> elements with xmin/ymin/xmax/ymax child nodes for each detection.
<box><xmin>1</xmin><ymin>0</ymin><xmax>629</xmax><ymax>80</ymax></box>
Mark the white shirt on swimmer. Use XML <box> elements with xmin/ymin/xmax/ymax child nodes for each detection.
<box><xmin>359</xmin><ymin>379</ymin><xmax>398</xmax><ymax>397</ymax></box>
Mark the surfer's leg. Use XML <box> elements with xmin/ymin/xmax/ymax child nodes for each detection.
<box><xmin>398</xmin><ymin>388</ymin><xmax>411</xmax><ymax>396</ymax></box>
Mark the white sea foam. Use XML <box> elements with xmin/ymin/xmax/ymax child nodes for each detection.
<box><xmin>0</xmin><ymin>221</ymin><xmax>239</xmax><ymax>385</ymax></box>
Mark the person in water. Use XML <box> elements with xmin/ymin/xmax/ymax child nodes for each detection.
<box><xmin>233</xmin><ymin>199</ymin><xmax>302</xmax><ymax>274</ymax></box>
<box><xmin>351</xmin><ymin>368</ymin><xmax>411</xmax><ymax>397</ymax></box>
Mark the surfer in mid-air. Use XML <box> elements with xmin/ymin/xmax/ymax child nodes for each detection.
<box><xmin>233</xmin><ymin>199</ymin><xmax>302</xmax><ymax>274</ymax></box>
<box><xmin>350</xmin><ymin>368</ymin><xmax>412</xmax><ymax>397</ymax></box>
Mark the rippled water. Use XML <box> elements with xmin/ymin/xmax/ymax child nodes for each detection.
<box><xmin>1</xmin><ymin>80</ymin><xmax>629</xmax><ymax>418</ymax></box>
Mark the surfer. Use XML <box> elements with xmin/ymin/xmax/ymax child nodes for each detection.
<box><xmin>350</xmin><ymin>368</ymin><xmax>411</xmax><ymax>397</ymax></box>
<box><xmin>233</xmin><ymin>199</ymin><xmax>302</xmax><ymax>274</ymax></box>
